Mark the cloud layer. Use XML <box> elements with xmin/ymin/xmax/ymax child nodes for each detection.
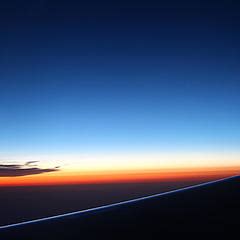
<box><xmin>0</xmin><ymin>161</ymin><xmax>59</xmax><ymax>177</ymax></box>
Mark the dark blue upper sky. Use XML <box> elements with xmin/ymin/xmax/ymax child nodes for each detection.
<box><xmin>0</xmin><ymin>0</ymin><xmax>240</xmax><ymax>154</ymax></box>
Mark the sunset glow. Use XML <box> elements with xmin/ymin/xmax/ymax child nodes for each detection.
<box><xmin>0</xmin><ymin>151</ymin><xmax>239</xmax><ymax>186</ymax></box>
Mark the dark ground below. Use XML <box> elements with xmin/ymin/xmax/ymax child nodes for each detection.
<box><xmin>0</xmin><ymin>176</ymin><xmax>239</xmax><ymax>239</ymax></box>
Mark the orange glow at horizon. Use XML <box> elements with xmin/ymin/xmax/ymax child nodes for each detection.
<box><xmin>0</xmin><ymin>166</ymin><xmax>239</xmax><ymax>187</ymax></box>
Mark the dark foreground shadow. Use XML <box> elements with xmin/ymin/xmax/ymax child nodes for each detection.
<box><xmin>1</xmin><ymin>176</ymin><xmax>239</xmax><ymax>239</ymax></box>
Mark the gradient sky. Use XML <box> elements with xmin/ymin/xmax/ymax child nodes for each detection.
<box><xmin>0</xmin><ymin>0</ymin><xmax>240</xmax><ymax>184</ymax></box>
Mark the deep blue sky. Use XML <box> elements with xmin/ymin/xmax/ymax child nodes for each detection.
<box><xmin>0</xmin><ymin>0</ymin><xmax>240</xmax><ymax>154</ymax></box>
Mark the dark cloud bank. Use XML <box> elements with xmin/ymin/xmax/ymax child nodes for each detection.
<box><xmin>0</xmin><ymin>161</ymin><xmax>59</xmax><ymax>177</ymax></box>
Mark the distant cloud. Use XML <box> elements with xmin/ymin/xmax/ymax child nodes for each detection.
<box><xmin>25</xmin><ymin>161</ymin><xmax>39</xmax><ymax>166</ymax></box>
<box><xmin>0</xmin><ymin>161</ymin><xmax>60</xmax><ymax>177</ymax></box>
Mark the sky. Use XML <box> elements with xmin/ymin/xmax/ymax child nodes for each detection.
<box><xmin>0</xmin><ymin>0</ymin><xmax>240</xmax><ymax>185</ymax></box>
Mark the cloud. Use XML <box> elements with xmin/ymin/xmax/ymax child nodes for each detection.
<box><xmin>0</xmin><ymin>161</ymin><xmax>60</xmax><ymax>177</ymax></box>
<box><xmin>25</xmin><ymin>161</ymin><xmax>39</xmax><ymax>166</ymax></box>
